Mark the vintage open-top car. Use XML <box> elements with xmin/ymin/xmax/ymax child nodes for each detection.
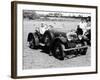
<box><xmin>27</xmin><ymin>25</ymin><xmax>88</xmax><ymax>60</ymax></box>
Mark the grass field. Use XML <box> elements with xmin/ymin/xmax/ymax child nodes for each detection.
<box><xmin>23</xmin><ymin>19</ymin><xmax>91</xmax><ymax>69</ymax></box>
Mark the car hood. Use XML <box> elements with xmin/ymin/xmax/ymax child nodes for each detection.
<box><xmin>50</xmin><ymin>28</ymin><xmax>70</xmax><ymax>34</ymax></box>
<box><xmin>49</xmin><ymin>28</ymin><xmax>70</xmax><ymax>37</ymax></box>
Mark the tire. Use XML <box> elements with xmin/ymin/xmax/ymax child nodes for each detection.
<box><xmin>44</xmin><ymin>31</ymin><xmax>54</xmax><ymax>55</ymax></box>
<box><xmin>27</xmin><ymin>33</ymin><xmax>38</xmax><ymax>49</ymax></box>
<box><xmin>84</xmin><ymin>29</ymin><xmax>91</xmax><ymax>46</ymax></box>
<box><xmin>44</xmin><ymin>31</ymin><xmax>54</xmax><ymax>47</ymax></box>
<box><xmin>53</xmin><ymin>42</ymin><xmax>65</xmax><ymax>60</ymax></box>
<box><xmin>77</xmin><ymin>40</ymin><xmax>87</xmax><ymax>55</ymax></box>
<box><xmin>29</xmin><ymin>38</ymin><xmax>35</xmax><ymax>49</ymax></box>
<box><xmin>44</xmin><ymin>34</ymin><xmax>51</xmax><ymax>47</ymax></box>
<box><xmin>80</xmin><ymin>47</ymin><xmax>87</xmax><ymax>55</ymax></box>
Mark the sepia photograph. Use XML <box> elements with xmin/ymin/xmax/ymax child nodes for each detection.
<box><xmin>11</xmin><ymin>1</ymin><xmax>97</xmax><ymax>78</ymax></box>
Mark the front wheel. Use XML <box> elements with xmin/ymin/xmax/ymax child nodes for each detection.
<box><xmin>44</xmin><ymin>34</ymin><xmax>51</xmax><ymax>47</ymax></box>
<box><xmin>44</xmin><ymin>31</ymin><xmax>54</xmax><ymax>55</ymax></box>
<box><xmin>80</xmin><ymin>47</ymin><xmax>87</xmax><ymax>55</ymax></box>
<box><xmin>53</xmin><ymin>42</ymin><xmax>65</xmax><ymax>60</ymax></box>
<box><xmin>44</xmin><ymin>31</ymin><xmax>54</xmax><ymax>47</ymax></box>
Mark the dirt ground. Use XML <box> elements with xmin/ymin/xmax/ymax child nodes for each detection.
<box><xmin>23</xmin><ymin>19</ymin><xmax>91</xmax><ymax>69</ymax></box>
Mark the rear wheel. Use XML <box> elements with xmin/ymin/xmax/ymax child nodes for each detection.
<box><xmin>54</xmin><ymin>42</ymin><xmax>65</xmax><ymax>60</ymax></box>
<box><xmin>29</xmin><ymin>38</ymin><xmax>35</xmax><ymax>49</ymax></box>
<box><xmin>28</xmin><ymin>33</ymin><xmax>39</xmax><ymax>49</ymax></box>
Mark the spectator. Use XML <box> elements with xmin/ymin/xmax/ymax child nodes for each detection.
<box><xmin>76</xmin><ymin>25</ymin><xmax>83</xmax><ymax>35</ymax></box>
<box><xmin>39</xmin><ymin>22</ymin><xmax>48</xmax><ymax>35</ymax></box>
<box><xmin>78</xmin><ymin>18</ymin><xmax>87</xmax><ymax>35</ymax></box>
<box><xmin>76</xmin><ymin>25</ymin><xmax>83</xmax><ymax>40</ymax></box>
